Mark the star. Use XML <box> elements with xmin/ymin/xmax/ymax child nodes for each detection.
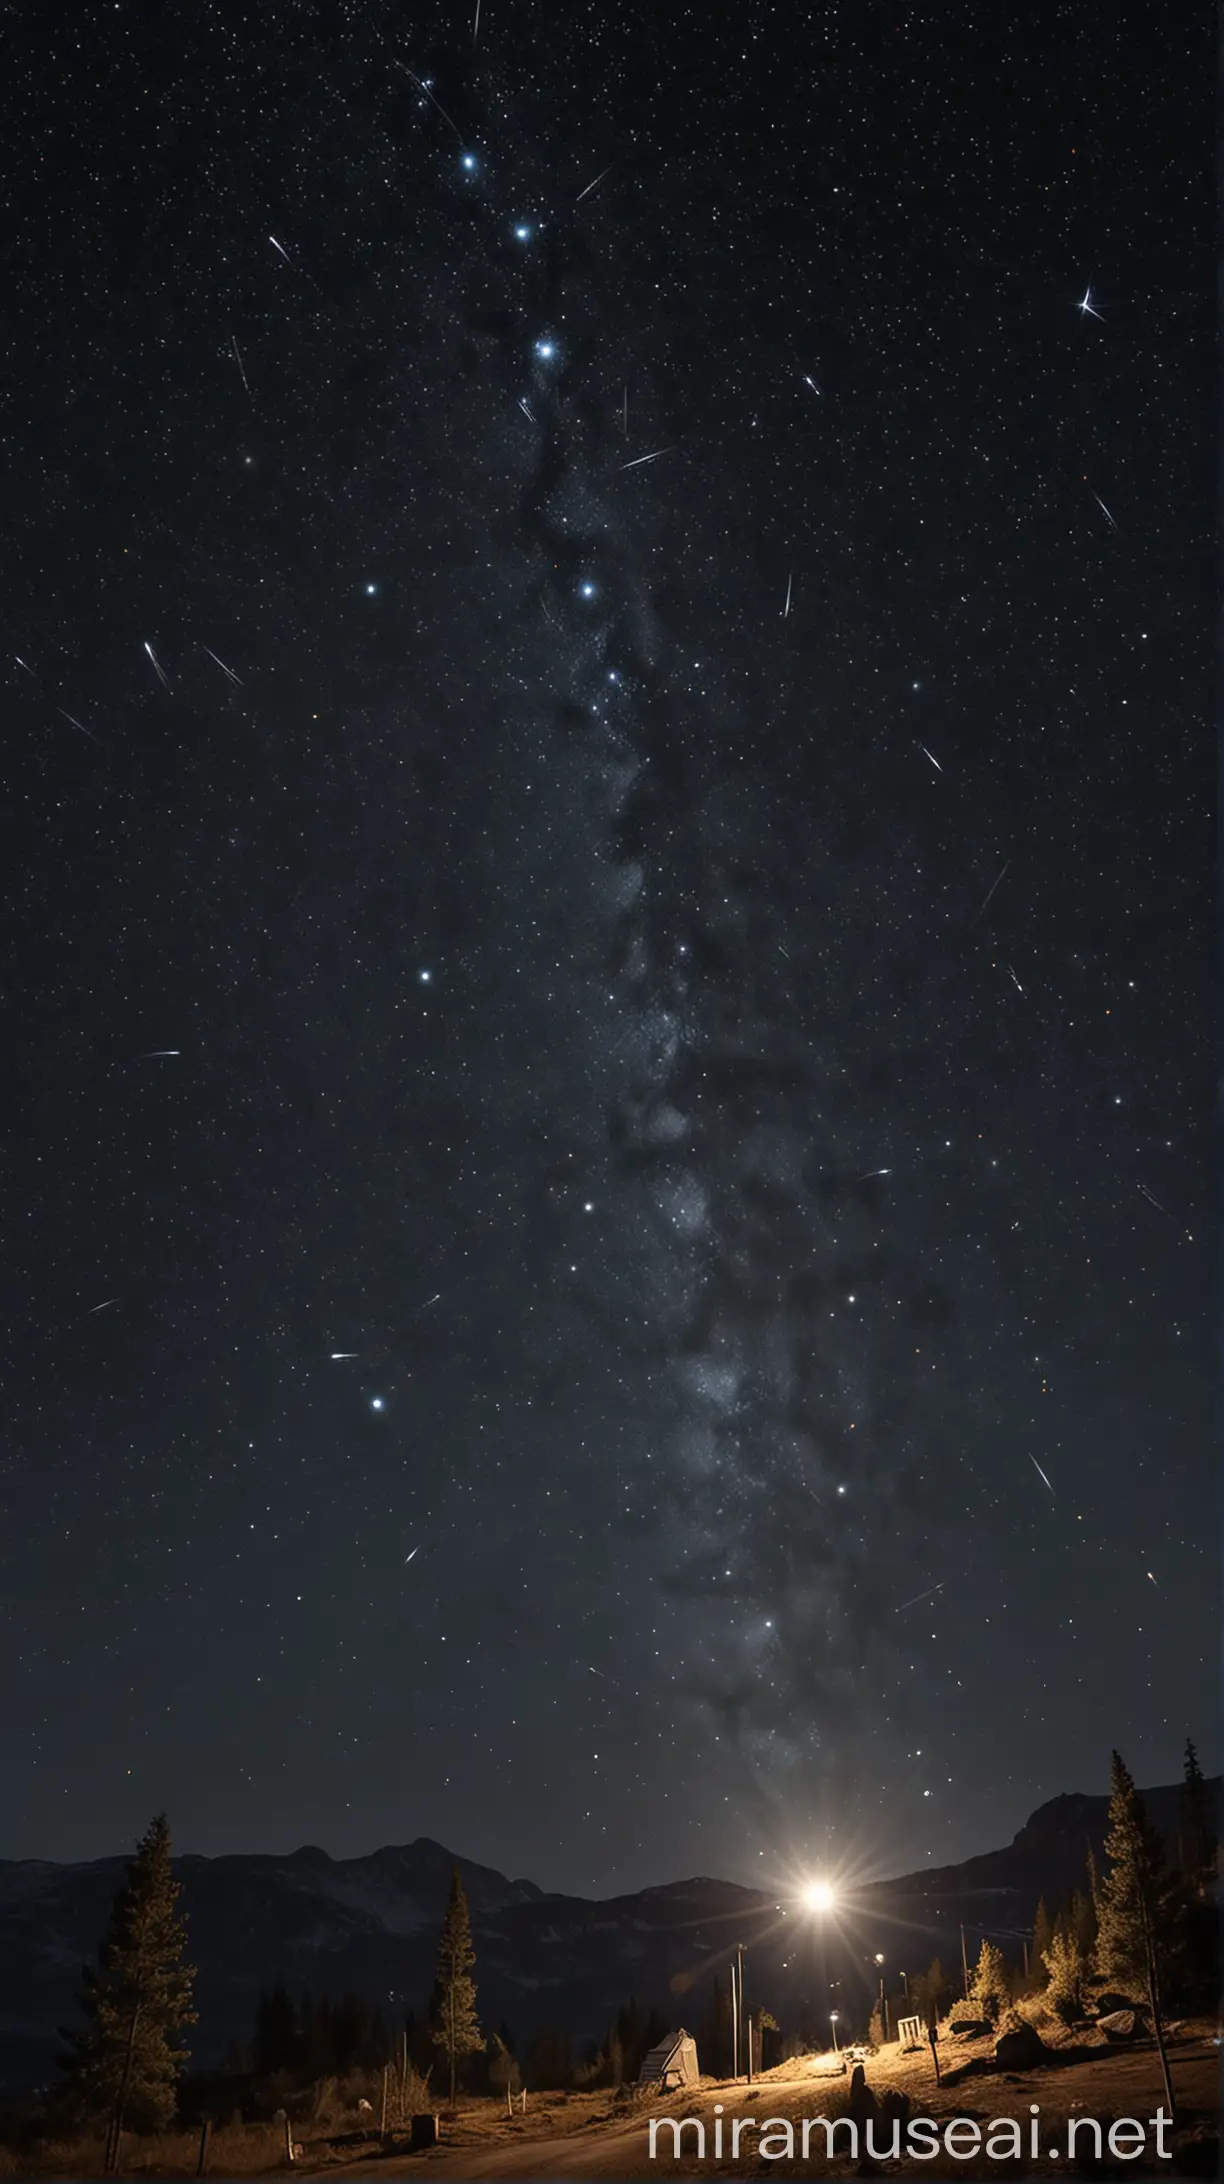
<box><xmin>535</xmin><ymin>340</ymin><xmax>556</xmax><ymax>361</ymax></box>
<box><xmin>370</xmin><ymin>1397</ymin><xmax>385</xmax><ymax>1412</ymax></box>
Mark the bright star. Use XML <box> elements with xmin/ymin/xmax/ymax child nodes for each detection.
<box><xmin>514</xmin><ymin>224</ymin><xmax>531</xmax><ymax>240</ymax></box>
<box><xmin>461</xmin><ymin>153</ymin><xmax>477</xmax><ymax>171</ymax></box>
<box><xmin>581</xmin><ymin>582</ymin><xmax>596</xmax><ymax>598</ymax></box>
<box><xmin>365</xmin><ymin>583</ymin><xmax>378</xmax><ymax>596</ymax></box>
<box><xmin>370</xmin><ymin>1397</ymin><xmax>385</xmax><ymax>1412</ymax></box>
<box><xmin>536</xmin><ymin>340</ymin><xmax>556</xmax><ymax>360</ymax></box>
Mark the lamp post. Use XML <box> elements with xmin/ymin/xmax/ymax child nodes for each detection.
<box><xmin>873</xmin><ymin>1953</ymin><xmax>888</xmax><ymax>2041</ymax></box>
<box><xmin>829</xmin><ymin>2011</ymin><xmax>840</xmax><ymax>2058</ymax></box>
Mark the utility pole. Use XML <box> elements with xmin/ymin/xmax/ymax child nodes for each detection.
<box><xmin>735</xmin><ymin>1945</ymin><xmax>748</xmax><ymax>2083</ymax></box>
<box><xmin>729</xmin><ymin>1952</ymin><xmax>739</xmax><ymax>2081</ymax></box>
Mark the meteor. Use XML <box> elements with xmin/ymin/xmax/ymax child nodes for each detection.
<box><xmin>1029</xmin><ymin>1455</ymin><xmax>1055</xmax><ymax>1496</ymax></box>
<box><xmin>143</xmin><ymin>641</ymin><xmax>171</xmax><ymax>691</ymax></box>
<box><xmin>919</xmin><ymin>743</ymin><xmax>943</xmax><ymax>773</ymax></box>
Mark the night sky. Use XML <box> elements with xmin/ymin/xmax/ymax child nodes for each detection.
<box><xmin>0</xmin><ymin>4</ymin><xmax>1213</xmax><ymax>1900</ymax></box>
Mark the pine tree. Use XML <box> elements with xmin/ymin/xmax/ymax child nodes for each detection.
<box><xmin>1095</xmin><ymin>1751</ymin><xmax>1167</xmax><ymax>1995</ymax></box>
<box><xmin>911</xmin><ymin>1956</ymin><xmax>952</xmax><ymax>2025</ymax></box>
<box><xmin>431</xmin><ymin>1870</ymin><xmax>483</xmax><ymax>2107</ymax></box>
<box><xmin>966</xmin><ymin>1938</ymin><xmax>1008</xmax><ymax>2024</ymax></box>
<box><xmin>59</xmin><ymin>1814</ymin><xmax>197</xmax><ymax>2143</ymax></box>
<box><xmin>1178</xmin><ymin>1737</ymin><xmax>1213</xmax><ymax>1886</ymax></box>
<box><xmin>1030</xmin><ymin>1901</ymin><xmax>1054</xmax><ymax>1989</ymax></box>
<box><xmin>1041</xmin><ymin>1928</ymin><xmax>1088</xmax><ymax>2021</ymax></box>
<box><xmin>1094</xmin><ymin>1750</ymin><xmax>1176</xmax><ymax>2120</ymax></box>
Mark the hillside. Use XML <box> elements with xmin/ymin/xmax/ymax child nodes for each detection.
<box><xmin>0</xmin><ymin>1776</ymin><xmax>1213</xmax><ymax>2093</ymax></box>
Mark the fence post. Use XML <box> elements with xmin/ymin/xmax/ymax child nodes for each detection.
<box><xmin>196</xmin><ymin>2117</ymin><xmax>211</xmax><ymax>2176</ymax></box>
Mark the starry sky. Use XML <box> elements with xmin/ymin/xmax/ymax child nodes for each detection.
<box><xmin>0</xmin><ymin>3</ymin><xmax>1213</xmax><ymax>1899</ymax></box>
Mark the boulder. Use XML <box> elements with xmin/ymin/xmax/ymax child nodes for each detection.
<box><xmin>995</xmin><ymin>2024</ymin><xmax>1049</xmax><ymax>2070</ymax></box>
<box><xmin>950</xmin><ymin>2018</ymin><xmax>992</xmax><ymax>2038</ymax></box>
<box><xmin>1093</xmin><ymin>1991</ymin><xmax>1137</xmax><ymax>2016</ymax></box>
<box><xmin>409</xmin><ymin>2114</ymin><xmax>440</xmax><ymax>2149</ymax></box>
<box><xmin>994</xmin><ymin>2023</ymin><xmax>1048</xmax><ymax>2068</ymax></box>
<box><xmin>1097</xmin><ymin>2009</ymin><xmax>1147</xmax><ymax>2042</ymax></box>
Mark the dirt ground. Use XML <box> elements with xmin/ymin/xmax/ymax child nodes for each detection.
<box><xmin>297</xmin><ymin>2018</ymin><xmax>1219</xmax><ymax>2179</ymax></box>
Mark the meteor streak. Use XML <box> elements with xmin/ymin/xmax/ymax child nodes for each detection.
<box><xmin>143</xmin><ymin>641</ymin><xmax>171</xmax><ymax>691</ymax></box>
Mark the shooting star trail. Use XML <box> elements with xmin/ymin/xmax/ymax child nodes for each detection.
<box><xmin>201</xmin><ymin>646</ymin><xmax>243</xmax><ymax>686</ymax></box>
<box><xmin>576</xmin><ymin>163</ymin><xmax>614</xmax><ymax>203</ymax></box>
<box><xmin>919</xmin><ymin>743</ymin><xmax>943</xmax><ymax>773</ymax></box>
<box><xmin>1029</xmin><ymin>1455</ymin><xmax>1055</xmax><ymax>1497</ymax></box>
<box><xmin>230</xmin><ymin>336</ymin><xmax>250</xmax><ymax>395</ymax></box>
<box><xmin>1005</xmin><ymin>965</ymin><xmax>1025</xmax><ymax>993</ymax></box>
<box><xmin>416</xmin><ymin>1294</ymin><xmax>441</xmax><ymax>1312</ymax></box>
<box><xmin>857</xmin><ymin>1168</ymin><xmax>892</xmax><ymax>1180</ymax></box>
<box><xmin>782</xmin><ymin>573</ymin><xmax>792</xmax><ymax>619</ymax></box>
<box><xmin>588</xmin><ymin>1666</ymin><xmax>607</xmax><ymax>1679</ymax></box>
<box><xmin>1145</xmin><ymin>1570</ymin><xmax>1158</xmax><ymax>1587</ymax></box>
<box><xmin>268</xmin><ymin>234</ymin><xmax>294</xmax><ymax>266</ymax></box>
<box><xmin>330</xmin><ymin>1351</ymin><xmax>358</xmax><ymax>1359</ymax></box>
<box><xmin>85</xmin><ymin>1299</ymin><xmax>120</xmax><ymax>1317</ymax></box>
<box><xmin>143</xmin><ymin>641</ymin><xmax>171</xmax><ymax>691</ymax></box>
<box><xmin>1137</xmin><ymin>1183</ymin><xmax>1168</xmax><ymax>1215</ymax></box>
<box><xmin>59</xmin><ymin>710</ymin><xmax>100</xmax><ymax>743</ymax></box>
<box><xmin>472</xmin><ymin>0</ymin><xmax>480</xmax><ymax>40</ymax></box>
<box><xmin>893</xmin><ymin>1581</ymin><xmax>945</xmax><ymax>1614</ymax></box>
<box><xmin>405</xmin><ymin>1546</ymin><xmax>419</xmax><ymax>1564</ymax></box>
<box><xmin>802</xmin><ymin>375</ymin><xmax>822</xmax><ymax>395</ymax></box>
<box><xmin>617</xmin><ymin>446</ymin><xmax>674</xmax><ymax>471</ymax></box>
<box><xmin>517</xmin><ymin>397</ymin><xmax>536</xmax><ymax>423</ymax></box>
<box><xmin>392</xmin><ymin>63</ymin><xmax>462</xmax><ymax>139</ymax></box>
<box><xmin>977</xmin><ymin>860</ymin><xmax>1011</xmax><ymax>917</ymax></box>
<box><xmin>14</xmin><ymin>656</ymin><xmax>37</xmax><ymax>678</ymax></box>
<box><xmin>1078</xmin><ymin>284</ymin><xmax>1104</xmax><ymax>322</ymax></box>
<box><xmin>1090</xmin><ymin>489</ymin><xmax>1118</xmax><ymax>529</ymax></box>
<box><xmin>139</xmin><ymin>1050</ymin><xmax>180</xmax><ymax>1059</ymax></box>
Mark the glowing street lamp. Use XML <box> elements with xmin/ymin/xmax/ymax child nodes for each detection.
<box><xmin>802</xmin><ymin>1879</ymin><xmax>837</xmax><ymax>1914</ymax></box>
<box><xmin>829</xmin><ymin>2010</ymin><xmax>840</xmax><ymax>2056</ymax></box>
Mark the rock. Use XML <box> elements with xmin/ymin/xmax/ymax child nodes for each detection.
<box><xmin>950</xmin><ymin>2018</ymin><xmax>992</xmax><ymax>2038</ymax></box>
<box><xmin>848</xmin><ymin>2063</ymin><xmax>879</xmax><ymax>2125</ymax></box>
<box><xmin>1093</xmin><ymin>1991</ymin><xmax>1138</xmax><ymax>2016</ymax></box>
<box><xmin>1097</xmin><ymin>2008</ymin><xmax>1147</xmax><ymax>2042</ymax></box>
<box><xmin>994</xmin><ymin>2024</ymin><xmax>1049</xmax><ymax>2069</ymax></box>
<box><xmin>409</xmin><ymin>2113</ymin><xmax>440</xmax><ymax>2149</ymax></box>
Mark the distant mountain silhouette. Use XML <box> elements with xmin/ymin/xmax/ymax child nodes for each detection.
<box><xmin>0</xmin><ymin>1777</ymin><xmax>1214</xmax><ymax>2092</ymax></box>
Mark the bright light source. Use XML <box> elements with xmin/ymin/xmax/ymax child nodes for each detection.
<box><xmin>802</xmin><ymin>1880</ymin><xmax>837</xmax><ymax>1913</ymax></box>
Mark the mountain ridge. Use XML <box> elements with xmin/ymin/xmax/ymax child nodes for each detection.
<box><xmin>0</xmin><ymin>1776</ymin><xmax>1214</xmax><ymax>2092</ymax></box>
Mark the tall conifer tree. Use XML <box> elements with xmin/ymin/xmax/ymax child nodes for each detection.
<box><xmin>60</xmin><ymin>1813</ymin><xmax>197</xmax><ymax>2141</ymax></box>
<box><xmin>431</xmin><ymin>1870</ymin><xmax>483</xmax><ymax>2106</ymax></box>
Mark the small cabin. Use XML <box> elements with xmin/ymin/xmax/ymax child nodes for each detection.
<box><xmin>637</xmin><ymin>2029</ymin><xmax>700</xmax><ymax>2090</ymax></box>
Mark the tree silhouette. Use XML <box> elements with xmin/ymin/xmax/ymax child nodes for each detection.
<box><xmin>1094</xmin><ymin>1750</ymin><xmax>1175</xmax><ymax>2120</ymax></box>
<box><xmin>966</xmin><ymin>1938</ymin><xmax>1008</xmax><ymax>2024</ymax></box>
<box><xmin>59</xmin><ymin>1814</ymin><xmax>196</xmax><ymax>2151</ymax></box>
<box><xmin>431</xmin><ymin>1870</ymin><xmax>483</xmax><ymax>2106</ymax></box>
